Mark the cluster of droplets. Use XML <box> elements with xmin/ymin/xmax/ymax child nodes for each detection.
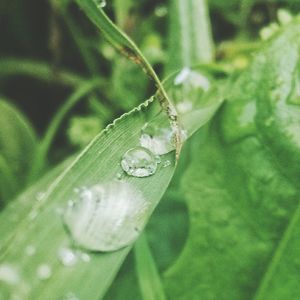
<box><xmin>118</xmin><ymin>68</ymin><xmax>211</xmax><ymax>178</ymax></box>
<box><xmin>62</xmin><ymin>67</ymin><xmax>212</xmax><ymax>254</ymax></box>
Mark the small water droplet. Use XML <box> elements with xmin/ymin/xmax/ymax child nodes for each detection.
<box><xmin>163</xmin><ymin>160</ymin><xmax>171</xmax><ymax>168</ymax></box>
<box><xmin>121</xmin><ymin>146</ymin><xmax>159</xmax><ymax>177</ymax></box>
<box><xmin>155</xmin><ymin>155</ymin><xmax>161</xmax><ymax>164</ymax></box>
<box><xmin>36</xmin><ymin>192</ymin><xmax>45</xmax><ymax>202</ymax></box>
<box><xmin>0</xmin><ymin>264</ymin><xmax>20</xmax><ymax>285</ymax></box>
<box><xmin>155</xmin><ymin>5</ymin><xmax>168</xmax><ymax>17</ymax></box>
<box><xmin>140</xmin><ymin>117</ymin><xmax>187</xmax><ymax>155</ymax></box>
<box><xmin>174</xmin><ymin>67</ymin><xmax>210</xmax><ymax>89</ymax></box>
<box><xmin>0</xmin><ymin>264</ymin><xmax>29</xmax><ymax>299</ymax></box>
<box><xmin>36</xmin><ymin>264</ymin><xmax>52</xmax><ymax>280</ymax></box>
<box><xmin>64</xmin><ymin>182</ymin><xmax>148</xmax><ymax>252</ymax></box>
<box><xmin>116</xmin><ymin>171</ymin><xmax>125</xmax><ymax>181</ymax></box>
<box><xmin>58</xmin><ymin>247</ymin><xmax>78</xmax><ymax>267</ymax></box>
<box><xmin>25</xmin><ymin>245</ymin><xmax>36</xmax><ymax>256</ymax></box>
<box><xmin>96</xmin><ymin>0</ymin><xmax>106</xmax><ymax>8</ymax></box>
<box><xmin>79</xmin><ymin>252</ymin><xmax>91</xmax><ymax>263</ymax></box>
<box><xmin>64</xmin><ymin>292</ymin><xmax>79</xmax><ymax>300</ymax></box>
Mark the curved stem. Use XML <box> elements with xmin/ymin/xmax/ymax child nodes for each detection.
<box><xmin>0</xmin><ymin>58</ymin><xmax>83</xmax><ymax>87</ymax></box>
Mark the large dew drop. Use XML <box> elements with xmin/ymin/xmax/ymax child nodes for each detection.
<box><xmin>121</xmin><ymin>146</ymin><xmax>160</xmax><ymax>177</ymax></box>
<box><xmin>64</xmin><ymin>182</ymin><xmax>149</xmax><ymax>252</ymax></box>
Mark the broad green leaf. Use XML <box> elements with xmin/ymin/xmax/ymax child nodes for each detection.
<box><xmin>0</xmin><ymin>98</ymin><xmax>37</xmax><ymax>204</ymax></box>
<box><xmin>164</xmin><ymin>17</ymin><xmax>300</xmax><ymax>300</ymax></box>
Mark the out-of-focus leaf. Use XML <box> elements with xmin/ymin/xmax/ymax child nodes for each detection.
<box><xmin>0</xmin><ymin>98</ymin><xmax>37</xmax><ymax>203</ymax></box>
<box><xmin>167</xmin><ymin>0</ymin><xmax>214</xmax><ymax>73</ymax></box>
<box><xmin>134</xmin><ymin>233</ymin><xmax>166</xmax><ymax>300</ymax></box>
<box><xmin>164</xmin><ymin>17</ymin><xmax>300</xmax><ymax>300</ymax></box>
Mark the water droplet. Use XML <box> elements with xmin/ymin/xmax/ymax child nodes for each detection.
<box><xmin>174</xmin><ymin>67</ymin><xmax>210</xmax><ymax>89</ymax></box>
<box><xmin>64</xmin><ymin>292</ymin><xmax>79</xmax><ymax>300</ymax></box>
<box><xmin>36</xmin><ymin>192</ymin><xmax>45</xmax><ymax>202</ymax></box>
<box><xmin>155</xmin><ymin>5</ymin><xmax>168</xmax><ymax>17</ymax></box>
<box><xmin>121</xmin><ymin>147</ymin><xmax>159</xmax><ymax>177</ymax></box>
<box><xmin>79</xmin><ymin>252</ymin><xmax>91</xmax><ymax>263</ymax></box>
<box><xmin>96</xmin><ymin>0</ymin><xmax>106</xmax><ymax>8</ymax></box>
<box><xmin>163</xmin><ymin>160</ymin><xmax>171</xmax><ymax>168</ymax></box>
<box><xmin>58</xmin><ymin>247</ymin><xmax>78</xmax><ymax>267</ymax></box>
<box><xmin>64</xmin><ymin>182</ymin><xmax>148</xmax><ymax>252</ymax></box>
<box><xmin>0</xmin><ymin>264</ymin><xmax>20</xmax><ymax>285</ymax></box>
<box><xmin>0</xmin><ymin>264</ymin><xmax>29</xmax><ymax>299</ymax></box>
<box><xmin>155</xmin><ymin>155</ymin><xmax>161</xmax><ymax>164</ymax></box>
<box><xmin>36</xmin><ymin>264</ymin><xmax>52</xmax><ymax>280</ymax></box>
<box><xmin>140</xmin><ymin>116</ymin><xmax>187</xmax><ymax>155</ymax></box>
<box><xmin>25</xmin><ymin>245</ymin><xmax>36</xmax><ymax>256</ymax></box>
<box><xmin>116</xmin><ymin>171</ymin><xmax>125</xmax><ymax>181</ymax></box>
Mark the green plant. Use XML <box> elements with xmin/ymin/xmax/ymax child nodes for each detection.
<box><xmin>0</xmin><ymin>0</ymin><xmax>300</xmax><ymax>299</ymax></box>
